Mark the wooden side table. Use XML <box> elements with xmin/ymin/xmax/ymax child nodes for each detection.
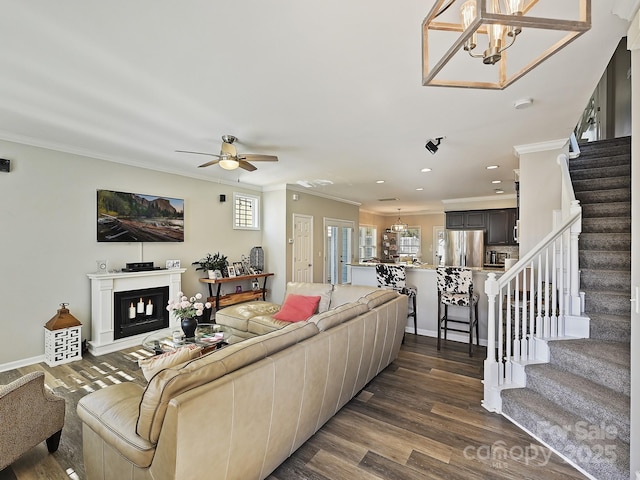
<box><xmin>199</xmin><ymin>272</ymin><xmax>274</xmax><ymax>312</ymax></box>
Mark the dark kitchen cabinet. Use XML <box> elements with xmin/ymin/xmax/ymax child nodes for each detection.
<box><xmin>445</xmin><ymin>210</ymin><xmax>486</xmax><ymax>230</ymax></box>
<box><xmin>486</xmin><ymin>208</ymin><xmax>518</xmax><ymax>245</ymax></box>
<box><xmin>447</xmin><ymin>208</ymin><xmax>517</xmax><ymax>245</ymax></box>
<box><xmin>445</xmin><ymin>211</ymin><xmax>465</xmax><ymax>229</ymax></box>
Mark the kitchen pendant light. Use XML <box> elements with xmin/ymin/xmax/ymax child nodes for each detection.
<box><xmin>422</xmin><ymin>0</ymin><xmax>591</xmax><ymax>89</ymax></box>
<box><xmin>390</xmin><ymin>210</ymin><xmax>408</xmax><ymax>233</ymax></box>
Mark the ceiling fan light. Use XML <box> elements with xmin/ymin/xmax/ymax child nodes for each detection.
<box><xmin>219</xmin><ymin>158</ymin><xmax>240</xmax><ymax>170</ymax></box>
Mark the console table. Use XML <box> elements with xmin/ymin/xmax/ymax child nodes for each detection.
<box><xmin>199</xmin><ymin>272</ymin><xmax>274</xmax><ymax>311</ymax></box>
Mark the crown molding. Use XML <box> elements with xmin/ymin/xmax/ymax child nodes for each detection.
<box><xmin>441</xmin><ymin>194</ymin><xmax>517</xmax><ymax>204</ymax></box>
<box><xmin>513</xmin><ymin>138</ymin><xmax>569</xmax><ymax>158</ymax></box>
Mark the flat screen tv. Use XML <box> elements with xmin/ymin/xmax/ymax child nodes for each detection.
<box><xmin>97</xmin><ymin>190</ymin><xmax>184</xmax><ymax>242</ymax></box>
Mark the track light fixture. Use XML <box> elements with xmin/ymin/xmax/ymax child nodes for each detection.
<box><xmin>425</xmin><ymin>137</ymin><xmax>444</xmax><ymax>154</ymax></box>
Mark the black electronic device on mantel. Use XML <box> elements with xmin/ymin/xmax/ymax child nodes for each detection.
<box><xmin>122</xmin><ymin>262</ymin><xmax>162</xmax><ymax>272</ymax></box>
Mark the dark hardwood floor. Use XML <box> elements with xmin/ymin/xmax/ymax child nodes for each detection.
<box><xmin>0</xmin><ymin>335</ymin><xmax>586</xmax><ymax>480</ymax></box>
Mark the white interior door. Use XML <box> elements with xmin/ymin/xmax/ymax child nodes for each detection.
<box><xmin>324</xmin><ymin>218</ymin><xmax>353</xmax><ymax>285</ymax></box>
<box><xmin>293</xmin><ymin>214</ymin><xmax>313</xmax><ymax>282</ymax></box>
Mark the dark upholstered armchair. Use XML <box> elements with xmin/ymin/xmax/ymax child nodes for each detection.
<box><xmin>0</xmin><ymin>371</ymin><xmax>65</xmax><ymax>470</ymax></box>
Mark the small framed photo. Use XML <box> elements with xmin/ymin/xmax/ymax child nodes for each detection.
<box><xmin>235</xmin><ymin>285</ymin><xmax>243</xmax><ymax>294</ymax></box>
<box><xmin>251</xmin><ymin>279</ymin><xmax>261</xmax><ymax>291</ymax></box>
<box><xmin>213</xmin><ymin>269</ymin><xmax>223</xmax><ymax>280</ymax></box>
<box><xmin>233</xmin><ymin>262</ymin><xmax>245</xmax><ymax>276</ymax></box>
<box><xmin>166</xmin><ymin>259</ymin><xmax>181</xmax><ymax>269</ymax></box>
<box><xmin>226</xmin><ymin>265</ymin><xmax>236</xmax><ymax>278</ymax></box>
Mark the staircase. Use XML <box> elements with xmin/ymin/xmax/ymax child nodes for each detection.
<box><xmin>501</xmin><ymin>137</ymin><xmax>631</xmax><ymax>480</ymax></box>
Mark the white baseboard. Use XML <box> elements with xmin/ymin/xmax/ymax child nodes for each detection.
<box><xmin>0</xmin><ymin>354</ymin><xmax>45</xmax><ymax>373</ymax></box>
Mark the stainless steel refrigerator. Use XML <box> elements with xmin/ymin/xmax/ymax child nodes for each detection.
<box><xmin>443</xmin><ymin>230</ymin><xmax>485</xmax><ymax>268</ymax></box>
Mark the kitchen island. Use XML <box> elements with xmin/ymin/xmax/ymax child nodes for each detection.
<box><xmin>351</xmin><ymin>263</ymin><xmax>504</xmax><ymax>346</ymax></box>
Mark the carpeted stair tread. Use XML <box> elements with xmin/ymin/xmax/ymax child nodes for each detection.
<box><xmin>501</xmin><ymin>388</ymin><xmax>630</xmax><ymax>480</ymax></box>
<box><xmin>581</xmin><ymin>202</ymin><xmax>631</xmax><ymax>218</ymax></box>
<box><xmin>583</xmin><ymin>290</ymin><xmax>631</xmax><ymax>316</ymax></box>
<box><xmin>572</xmin><ymin>176</ymin><xmax>630</xmax><ymax>192</ymax></box>
<box><xmin>589</xmin><ymin>313</ymin><xmax>631</xmax><ymax>343</ymax></box>
<box><xmin>524</xmin><ymin>363</ymin><xmax>630</xmax><ymax>443</ymax></box>
<box><xmin>581</xmin><ymin>217</ymin><xmax>631</xmax><ymax>233</ymax></box>
<box><xmin>570</xmin><ymin>152</ymin><xmax>631</xmax><ymax>170</ymax></box>
<box><xmin>569</xmin><ymin>163</ymin><xmax>630</xmax><ymax>181</ymax></box>
<box><xmin>575</xmin><ymin>188</ymin><xmax>631</xmax><ymax>204</ymax></box>
<box><xmin>577</xmin><ymin>136</ymin><xmax>631</xmax><ymax>154</ymax></box>
<box><xmin>580</xmin><ymin>268</ymin><xmax>631</xmax><ymax>291</ymax></box>
<box><xmin>579</xmin><ymin>233</ymin><xmax>631</xmax><ymax>251</ymax></box>
<box><xmin>578</xmin><ymin>250</ymin><xmax>630</xmax><ymax>270</ymax></box>
<box><xmin>548</xmin><ymin>339</ymin><xmax>630</xmax><ymax>396</ymax></box>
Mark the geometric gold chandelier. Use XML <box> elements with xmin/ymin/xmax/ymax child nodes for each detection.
<box><xmin>422</xmin><ymin>0</ymin><xmax>591</xmax><ymax>89</ymax></box>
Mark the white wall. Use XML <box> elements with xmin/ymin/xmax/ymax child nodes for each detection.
<box><xmin>518</xmin><ymin>142</ymin><xmax>568</xmax><ymax>255</ymax></box>
<box><xmin>0</xmin><ymin>140</ymin><xmax>263</xmax><ymax>367</ymax></box>
<box><xmin>262</xmin><ymin>188</ymin><xmax>288</xmax><ymax>303</ymax></box>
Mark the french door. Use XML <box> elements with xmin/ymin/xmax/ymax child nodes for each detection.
<box><xmin>324</xmin><ymin>218</ymin><xmax>353</xmax><ymax>285</ymax></box>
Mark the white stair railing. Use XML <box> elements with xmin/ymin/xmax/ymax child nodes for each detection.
<box><xmin>483</xmin><ymin>153</ymin><xmax>582</xmax><ymax>412</ymax></box>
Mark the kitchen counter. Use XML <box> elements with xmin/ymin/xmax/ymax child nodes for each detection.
<box><xmin>352</xmin><ymin>262</ymin><xmax>506</xmax><ymax>273</ymax></box>
<box><xmin>351</xmin><ymin>263</ymin><xmax>503</xmax><ymax>346</ymax></box>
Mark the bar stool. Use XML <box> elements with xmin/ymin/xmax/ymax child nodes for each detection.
<box><xmin>436</xmin><ymin>266</ymin><xmax>479</xmax><ymax>356</ymax></box>
<box><xmin>375</xmin><ymin>264</ymin><xmax>417</xmax><ymax>334</ymax></box>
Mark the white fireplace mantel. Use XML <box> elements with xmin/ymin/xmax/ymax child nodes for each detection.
<box><xmin>87</xmin><ymin>269</ymin><xmax>186</xmax><ymax>355</ymax></box>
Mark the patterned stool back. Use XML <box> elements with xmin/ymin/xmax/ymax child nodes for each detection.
<box><xmin>436</xmin><ymin>266</ymin><xmax>475</xmax><ymax>306</ymax></box>
<box><xmin>375</xmin><ymin>264</ymin><xmax>407</xmax><ymax>289</ymax></box>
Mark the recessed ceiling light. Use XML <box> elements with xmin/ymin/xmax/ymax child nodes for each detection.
<box><xmin>492</xmin><ymin>180</ymin><xmax>502</xmax><ymax>184</ymax></box>
<box><xmin>416</xmin><ymin>187</ymin><xmax>424</xmax><ymax>191</ymax></box>
<box><xmin>421</xmin><ymin>168</ymin><xmax>432</xmax><ymax>173</ymax></box>
<box><xmin>495</xmin><ymin>189</ymin><xmax>504</xmax><ymax>194</ymax></box>
<box><xmin>376</xmin><ymin>180</ymin><xmax>385</xmax><ymax>184</ymax></box>
<box><xmin>487</xmin><ymin>165</ymin><xmax>499</xmax><ymax>170</ymax></box>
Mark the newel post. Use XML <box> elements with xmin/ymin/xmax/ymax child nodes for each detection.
<box><xmin>482</xmin><ymin>273</ymin><xmax>502</xmax><ymax>412</ymax></box>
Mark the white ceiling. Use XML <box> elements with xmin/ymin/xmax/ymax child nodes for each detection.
<box><xmin>0</xmin><ymin>1</ymin><xmax>630</xmax><ymax>214</ymax></box>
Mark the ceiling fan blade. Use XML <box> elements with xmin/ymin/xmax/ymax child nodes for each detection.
<box><xmin>238</xmin><ymin>160</ymin><xmax>257</xmax><ymax>171</ymax></box>
<box><xmin>239</xmin><ymin>154</ymin><xmax>279</xmax><ymax>162</ymax></box>
<box><xmin>175</xmin><ymin>150</ymin><xmax>222</xmax><ymax>158</ymax></box>
<box><xmin>197</xmin><ymin>159</ymin><xmax>221</xmax><ymax>168</ymax></box>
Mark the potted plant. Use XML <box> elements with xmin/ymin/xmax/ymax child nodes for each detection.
<box><xmin>192</xmin><ymin>252</ymin><xmax>228</xmax><ymax>279</ymax></box>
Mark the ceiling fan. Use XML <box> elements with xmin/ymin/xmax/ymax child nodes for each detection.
<box><xmin>176</xmin><ymin>135</ymin><xmax>278</xmax><ymax>172</ymax></box>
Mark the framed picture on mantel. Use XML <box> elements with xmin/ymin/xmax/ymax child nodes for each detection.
<box><xmin>226</xmin><ymin>266</ymin><xmax>236</xmax><ymax>278</ymax></box>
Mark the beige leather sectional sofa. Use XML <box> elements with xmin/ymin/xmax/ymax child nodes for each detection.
<box><xmin>77</xmin><ymin>282</ymin><xmax>407</xmax><ymax>480</ymax></box>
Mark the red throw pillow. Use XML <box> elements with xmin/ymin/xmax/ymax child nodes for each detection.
<box><xmin>273</xmin><ymin>294</ymin><xmax>321</xmax><ymax>322</ymax></box>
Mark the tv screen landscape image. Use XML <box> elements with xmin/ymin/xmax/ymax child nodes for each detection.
<box><xmin>97</xmin><ymin>190</ymin><xmax>184</xmax><ymax>242</ymax></box>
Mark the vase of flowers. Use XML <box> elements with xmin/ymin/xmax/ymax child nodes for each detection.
<box><xmin>166</xmin><ymin>292</ymin><xmax>212</xmax><ymax>339</ymax></box>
